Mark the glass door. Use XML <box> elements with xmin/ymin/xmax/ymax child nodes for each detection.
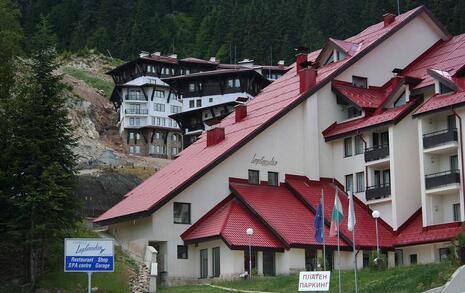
<box><xmin>200</xmin><ymin>249</ymin><xmax>208</xmax><ymax>278</ymax></box>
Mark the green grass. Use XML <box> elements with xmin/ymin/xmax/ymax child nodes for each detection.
<box><xmin>36</xmin><ymin>224</ymin><xmax>134</xmax><ymax>293</ymax></box>
<box><xmin>159</xmin><ymin>262</ymin><xmax>458</xmax><ymax>293</ymax></box>
<box><xmin>63</xmin><ymin>66</ymin><xmax>114</xmax><ymax>97</ymax></box>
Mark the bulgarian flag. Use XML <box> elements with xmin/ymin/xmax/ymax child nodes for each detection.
<box><xmin>329</xmin><ymin>189</ymin><xmax>343</xmax><ymax>237</ymax></box>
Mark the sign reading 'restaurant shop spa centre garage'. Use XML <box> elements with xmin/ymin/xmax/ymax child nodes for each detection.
<box><xmin>64</xmin><ymin>238</ymin><xmax>114</xmax><ymax>272</ymax></box>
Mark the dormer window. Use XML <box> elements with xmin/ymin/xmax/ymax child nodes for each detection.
<box><xmin>393</xmin><ymin>91</ymin><xmax>407</xmax><ymax>107</ymax></box>
<box><xmin>324</xmin><ymin>49</ymin><xmax>346</xmax><ymax>65</ymax></box>
<box><xmin>347</xmin><ymin>106</ymin><xmax>362</xmax><ymax>119</ymax></box>
<box><xmin>352</xmin><ymin>76</ymin><xmax>368</xmax><ymax>89</ymax></box>
<box><xmin>439</xmin><ymin>82</ymin><xmax>454</xmax><ymax>94</ymax></box>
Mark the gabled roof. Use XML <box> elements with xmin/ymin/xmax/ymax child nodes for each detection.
<box><xmin>315</xmin><ymin>38</ymin><xmax>362</xmax><ymax>65</ymax></box>
<box><xmin>161</xmin><ymin>68</ymin><xmax>269</xmax><ymax>83</ymax></box>
<box><xmin>181</xmin><ymin>195</ymin><xmax>284</xmax><ymax>250</ymax></box>
<box><xmin>322</xmin><ymin>97</ymin><xmax>423</xmax><ymax>141</ymax></box>
<box><xmin>395</xmin><ymin>209</ymin><xmax>462</xmax><ymax>246</ymax></box>
<box><xmin>229</xmin><ymin>179</ymin><xmax>345</xmax><ymax>248</ymax></box>
<box><xmin>95</xmin><ymin>6</ymin><xmax>442</xmax><ymax>225</ymax></box>
<box><xmin>285</xmin><ymin>175</ymin><xmax>395</xmax><ymax>248</ymax></box>
<box><xmin>402</xmin><ymin>34</ymin><xmax>465</xmax><ymax>89</ymax></box>
<box><xmin>413</xmin><ymin>91</ymin><xmax>465</xmax><ymax>116</ymax></box>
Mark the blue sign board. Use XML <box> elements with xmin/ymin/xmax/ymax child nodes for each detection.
<box><xmin>64</xmin><ymin>238</ymin><xmax>114</xmax><ymax>272</ymax></box>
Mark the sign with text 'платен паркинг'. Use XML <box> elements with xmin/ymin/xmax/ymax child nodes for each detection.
<box><xmin>298</xmin><ymin>271</ymin><xmax>331</xmax><ymax>291</ymax></box>
<box><xmin>64</xmin><ymin>238</ymin><xmax>114</xmax><ymax>272</ymax></box>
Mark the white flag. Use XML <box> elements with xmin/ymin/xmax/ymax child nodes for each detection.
<box><xmin>348</xmin><ymin>190</ymin><xmax>356</xmax><ymax>231</ymax></box>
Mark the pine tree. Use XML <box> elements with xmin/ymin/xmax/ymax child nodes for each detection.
<box><xmin>0</xmin><ymin>16</ymin><xmax>80</xmax><ymax>285</ymax></box>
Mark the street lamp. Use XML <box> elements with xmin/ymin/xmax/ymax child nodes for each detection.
<box><xmin>372</xmin><ymin>210</ymin><xmax>381</xmax><ymax>267</ymax></box>
<box><xmin>246</xmin><ymin>227</ymin><xmax>254</xmax><ymax>279</ymax></box>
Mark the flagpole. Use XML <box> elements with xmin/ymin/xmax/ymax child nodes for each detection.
<box><xmin>337</xmin><ymin>188</ymin><xmax>341</xmax><ymax>293</ymax></box>
<box><xmin>321</xmin><ymin>187</ymin><xmax>326</xmax><ymax>271</ymax></box>
<box><xmin>350</xmin><ymin>191</ymin><xmax>358</xmax><ymax>293</ymax></box>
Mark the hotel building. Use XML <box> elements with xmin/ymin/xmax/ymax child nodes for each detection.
<box><xmin>97</xmin><ymin>6</ymin><xmax>465</xmax><ymax>285</ymax></box>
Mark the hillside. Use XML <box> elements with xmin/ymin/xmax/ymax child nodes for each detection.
<box><xmin>58</xmin><ymin>50</ymin><xmax>171</xmax><ymax>171</ymax></box>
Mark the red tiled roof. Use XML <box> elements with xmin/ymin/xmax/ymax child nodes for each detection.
<box><xmin>332</xmin><ymin>80</ymin><xmax>387</xmax><ymax>109</ymax></box>
<box><xmin>414</xmin><ymin>91</ymin><xmax>465</xmax><ymax>116</ymax></box>
<box><xmin>329</xmin><ymin>38</ymin><xmax>361</xmax><ymax>56</ymax></box>
<box><xmin>403</xmin><ymin>34</ymin><xmax>465</xmax><ymax>89</ymax></box>
<box><xmin>285</xmin><ymin>176</ymin><xmax>395</xmax><ymax>248</ymax></box>
<box><xmin>395</xmin><ymin>210</ymin><xmax>463</xmax><ymax>246</ymax></box>
<box><xmin>95</xmin><ymin>6</ymin><xmax>432</xmax><ymax>225</ymax></box>
<box><xmin>322</xmin><ymin>98</ymin><xmax>422</xmax><ymax>140</ymax></box>
<box><xmin>181</xmin><ymin>196</ymin><xmax>284</xmax><ymax>249</ymax></box>
<box><xmin>230</xmin><ymin>180</ymin><xmax>347</xmax><ymax>248</ymax></box>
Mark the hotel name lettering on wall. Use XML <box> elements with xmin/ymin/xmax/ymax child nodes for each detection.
<box><xmin>250</xmin><ymin>154</ymin><xmax>278</xmax><ymax>167</ymax></box>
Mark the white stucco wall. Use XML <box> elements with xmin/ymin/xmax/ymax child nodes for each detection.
<box><xmin>400</xmin><ymin>242</ymin><xmax>451</xmax><ymax>265</ymax></box>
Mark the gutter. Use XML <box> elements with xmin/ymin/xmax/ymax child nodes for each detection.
<box><xmin>451</xmin><ymin>108</ymin><xmax>465</xmax><ymax>219</ymax></box>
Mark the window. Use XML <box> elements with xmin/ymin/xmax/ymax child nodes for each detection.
<box><xmin>154</xmin><ymin>103</ymin><xmax>165</xmax><ymax>112</ymax></box>
<box><xmin>448</xmin><ymin>115</ymin><xmax>456</xmax><ymax>130</ymax></box>
<box><xmin>209</xmin><ymin>97</ymin><xmax>213</xmax><ymax>103</ymax></box>
<box><xmin>394</xmin><ymin>91</ymin><xmax>407</xmax><ymax>107</ymax></box>
<box><xmin>129</xmin><ymin>132</ymin><xmax>135</xmax><ymax>140</ymax></box>
<box><xmin>196</xmin><ymin>99</ymin><xmax>202</xmax><ymax>107</ymax></box>
<box><xmin>212</xmin><ymin>247</ymin><xmax>220</xmax><ymax>277</ymax></box>
<box><xmin>177</xmin><ymin>245</ymin><xmax>188</xmax><ymax>259</ymax></box>
<box><xmin>227</xmin><ymin>78</ymin><xmax>240</xmax><ymax>88</ymax></box>
<box><xmin>173</xmin><ymin>202</ymin><xmax>191</xmax><ymax>224</ymax></box>
<box><xmin>155</xmin><ymin>132</ymin><xmax>161</xmax><ymax>139</ymax></box>
<box><xmin>450</xmin><ymin>155</ymin><xmax>459</xmax><ymax>171</ymax></box>
<box><xmin>189</xmin><ymin>100</ymin><xmax>195</xmax><ymax>108</ymax></box>
<box><xmin>440</xmin><ymin>82</ymin><xmax>454</xmax><ymax>94</ymax></box>
<box><xmin>129</xmin><ymin>117</ymin><xmax>141</xmax><ymax>126</ymax></box>
<box><xmin>347</xmin><ymin>106</ymin><xmax>362</xmax><ymax>119</ymax></box>
<box><xmin>154</xmin><ymin>90</ymin><xmax>164</xmax><ymax>98</ymax></box>
<box><xmin>345</xmin><ymin>174</ymin><xmax>354</xmax><ymax>192</ymax></box>
<box><xmin>189</xmin><ymin>83</ymin><xmax>196</xmax><ymax>92</ymax></box>
<box><xmin>352</xmin><ymin>76</ymin><xmax>368</xmax><ymax>89</ymax></box>
<box><xmin>268</xmin><ymin>172</ymin><xmax>279</xmax><ymax>186</ymax></box>
<box><xmin>354</xmin><ymin>135</ymin><xmax>364</xmax><ymax>155</ymax></box>
<box><xmin>248</xmin><ymin>170</ymin><xmax>259</xmax><ymax>184</ymax></box>
<box><xmin>172</xmin><ymin>134</ymin><xmax>177</xmax><ymax>141</ymax></box>
<box><xmin>171</xmin><ymin>105</ymin><xmax>181</xmax><ymax>113</ymax></box>
<box><xmin>410</xmin><ymin>254</ymin><xmax>417</xmax><ymax>265</ymax></box>
<box><xmin>136</xmin><ymin>133</ymin><xmax>140</xmax><ymax>140</ymax></box>
<box><xmin>356</xmin><ymin>172</ymin><xmax>365</xmax><ymax>192</ymax></box>
<box><xmin>439</xmin><ymin>248</ymin><xmax>449</xmax><ymax>262</ymax></box>
<box><xmin>344</xmin><ymin>137</ymin><xmax>353</xmax><ymax>157</ymax></box>
<box><xmin>130</xmin><ymin>145</ymin><xmax>141</xmax><ymax>154</ymax></box>
<box><xmin>453</xmin><ymin>203</ymin><xmax>461</xmax><ymax>222</ymax></box>
<box><xmin>172</xmin><ymin>147</ymin><xmax>178</xmax><ymax>155</ymax></box>
<box><xmin>335</xmin><ymin>50</ymin><xmax>346</xmax><ymax>61</ymax></box>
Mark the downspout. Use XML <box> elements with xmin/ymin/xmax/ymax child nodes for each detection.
<box><xmin>451</xmin><ymin>108</ymin><xmax>465</xmax><ymax>220</ymax></box>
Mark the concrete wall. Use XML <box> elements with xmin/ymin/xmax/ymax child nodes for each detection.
<box><xmin>400</xmin><ymin>242</ymin><xmax>451</xmax><ymax>265</ymax></box>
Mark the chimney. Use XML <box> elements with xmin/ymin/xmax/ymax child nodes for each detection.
<box><xmin>153</xmin><ymin>51</ymin><xmax>161</xmax><ymax>56</ymax></box>
<box><xmin>169</xmin><ymin>53</ymin><xmax>178</xmax><ymax>59</ymax></box>
<box><xmin>295</xmin><ymin>53</ymin><xmax>307</xmax><ymax>73</ymax></box>
<box><xmin>299</xmin><ymin>67</ymin><xmax>317</xmax><ymax>94</ymax></box>
<box><xmin>139</xmin><ymin>51</ymin><xmax>149</xmax><ymax>58</ymax></box>
<box><xmin>209</xmin><ymin>57</ymin><xmax>217</xmax><ymax>62</ymax></box>
<box><xmin>383</xmin><ymin>13</ymin><xmax>396</xmax><ymax>27</ymax></box>
<box><xmin>207</xmin><ymin>127</ymin><xmax>225</xmax><ymax>146</ymax></box>
<box><xmin>238</xmin><ymin>59</ymin><xmax>254</xmax><ymax>68</ymax></box>
<box><xmin>278</xmin><ymin>60</ymin><xmax>285</xmax><ymax>67</ymax></box>
<box><xmin>235</xmin><ymin>104</ymin><xmax>247</xmax><ymax>122</ymax></box>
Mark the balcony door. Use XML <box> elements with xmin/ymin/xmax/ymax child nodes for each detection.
<box><xmin>373</xmin><ymin>131</ymin><xmax>389</xmax><ymax>148</ymax></box>
<box><xmin>374</xmin><ymin>170</ymin><xmax>390</xmax><ymax>187</ymax></box>
<box><xmin>448</xmin><ymin>115</ymin><xmax>456</xmax><ymax>130</ymax></box>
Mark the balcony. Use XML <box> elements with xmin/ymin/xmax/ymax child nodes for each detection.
<box><xmin>125</xmin><ymin>108</ymin><xmax>148</xmax><ymax>115</ymax></box>
<box><xmin>425</xmin><ymin>169</ymin><xmax>460</xmax><ymax>190</ymax></box>
<box><xmin>423</xmin><ymin>128</ymin><xmax>457</xmax><ymax>149</ymax></box>
<box><xmin>366</xmin><ymin>183</ymin><xmax>391</xmax><ymax>201</ymax></box>
<box><xmin>150</xmin><ymin>153</ymin><xmax>168</xmax><ymax>159</ymax></box>
<box><xmin>125</xmin><ymin>94</ymin><xmax>146</xmax><ymax>101</ymax></box>
<box><xmin>364</xmin><ymin>144</ymin><xmax>390</xmax><ymax>162</ymax></box>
